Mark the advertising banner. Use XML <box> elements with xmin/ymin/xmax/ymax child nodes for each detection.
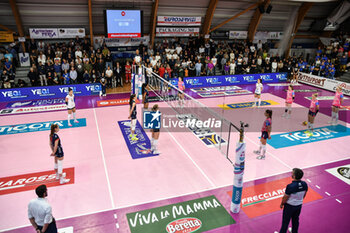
<box><xmin>29</xmin><ymin>28</ymin><xmax>85</xmax><ymax>39</ymax></box>
<box><xmin>157</xmin><ymin>16</ymin><xmax>201</xmax><ymax>26</ymax></box>
<box><xmin>156</xmin><ymin>27</ymin><xmax>199</xmax><ymax>37</ymax></box>
<box><xmin>325</xmin><ymin>164</ymin><xmax>350</xmax><ymax>185</ymax></box>
<box><xmin>229</xmin><ymin>31</ymin><xmax>248</xmax><ymax>39</ymax></box>
<box><xmin>58</xmin><ymin>28</ymin><xmax>85</xmax><ymax>38</ymax></box>
<box><xmin>0</xmin><ymin>31</ymin><xmax>14</xmax><ymax>43</ymax></box>
<box><xmin>227</xmin><ymin>177</ymin><xmax>322</xmax><ymax>218</ymax></box>
<box><xmin>19</xmin><ymin>53</ymin><xmax>30</xmax><ymax>67</ymax></box>
<box><xmin>0</xmin><ymin>83</ymin><xmax>101</xmax><ymax>102</ymax></box>
<box><xmin>0</xmin><ymin>168</ymin><xmax>74</xmax><ymax>196</ymax></box>
<box><xmin>170</xmin><ymin>73</ymin><xmax>287</xmax><ymax>89</ymax></box>
<box><xmin>118</xmin><ymin>120</ymin><xmax>159</xmax><ymax>159</ymax></box>
<box><xmin>104</xmin><ymin>36</ymin><xmax>149</xmax><ymax>47</ymax></box>
<box><xmin>298</xmin><ymin>72</ymin><xmax>350</xmax><ymax>96</ymax></box>
<box><xmin>126</xmin><ymin>195</ymin><xmax>235</xmax><ymax>233</ymax></box>
<box><xmin>29</xmin><ymin>28</ymin><xmax>59</xmax><ymax>39</ymax></box>
<box><xmin>0</xmin><ymin>118</ymin><xmax>86</xmax><ymax>136</ymax></box>
<box><xmin>268</xmin><ymin>125</ymin><xmax>350</xmax><ymax>149</ymax></box>
<box><xmin>229</xmin><ymin>31</ymin><xmax>283</xmax><ymax>40</ymax></box>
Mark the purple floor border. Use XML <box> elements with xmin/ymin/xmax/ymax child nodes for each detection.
<box><xmin>5</xmin><ymin>159</ymin><xmax>350</xmax><ymax>233</ymax></box>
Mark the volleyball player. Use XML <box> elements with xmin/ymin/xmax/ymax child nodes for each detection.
<box><xmin>65</xmin><ymin>88</ymin><xmax>78</xmax><ymax>127</ymax></box>
<box><xmin>178</xmin><ymin>77</ymin><xmax>185</xmax><ymax>107</ymax></box>
<box><xmin>128</xmin><ymin>94</ymin><xmax>138</xmax><ymax>141</ymax></box>
<box><xmin>253</xmin><ymin>78</ymin><xmax>263</xmax><ymax>107</ymax></box>
<box><xmin>254</xmin><ymin>109</ymin><xmax>272</xmax><ymax>160</ymax></box>
<box><xmin>305</xmin><ymin>93</ymin><xmax>319</xmax><ymax>136</ymax></box>
<box><xmin>150</xmin><ymin>104</ymin><xmax>160</xmax><ymax>154</ymax></box>
<box><xmin>50</xmin><ymin>124</ymin><xmax>70</xmax><ymax>184</ymax></box>
<box><xmin>142</xmin><ymin>83</ymin><xmax>149</xmax><ymax>109</ymax></box>
<box><xmin>282</xmin><ymin>85</ymin><xmax>295</xmax><ymax>119</ymax></box>
<box><xmin>329</xmin><ymin>86</ymin><xmax>344</xmax><ymax>125</ymax></box>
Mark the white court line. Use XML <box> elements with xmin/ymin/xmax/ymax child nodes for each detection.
<box><xmin>306</xmin><ymin>179</ymin><xmax>312</xmax><ymax>183</ymax></box>
<box><xmin>336</xmin><ymin>199</ymin><xmax>342</xmax><ymax>204</ymax></box>
<box><xmin>93</xmin><ymin>108</ymin><xmax>115</xmax><ymax>209</ymax></box>
<box><xmin>114</xmin><ymin>214</ymin><xmax>117</xmax><ymax>219</ymax></box>
<box><xmin>166</xmin><ymin>129</ymin><xmax>216</xmax><ymax>187</ymax></box>
<box><xmin>315</xmin><ymin>185</ymin><xmax>321</xmax><ymax>189</ymax></box>
<box><xmin>244</xmin><ymin>135</ymin><xmax>293</xmax><ymax>170</ymax></box>
<box><xmin>116</xmin><ymin>223</ymin><xmax>119</xmax><ymax>229</ymax></box>
<box><xmin>325</xmin><ymin>192</ymin><xmax>331</xmax><ymax>196</ymax></box>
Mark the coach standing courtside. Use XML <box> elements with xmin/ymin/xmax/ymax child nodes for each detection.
<box><xmin>28</xmin><ymin>185</ymin><xmax>57</xmax><ymax>233</ymax></box>
<box><xmin>276</xmin><ymin>168</ymin><xmax>308</xmax><ymax>233</ymax></box>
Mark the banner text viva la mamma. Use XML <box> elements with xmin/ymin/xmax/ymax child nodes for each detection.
<box><xmin>0</xmin><ymin>83</ymin><xmax>102</xmax><ymax>102</ymax></box>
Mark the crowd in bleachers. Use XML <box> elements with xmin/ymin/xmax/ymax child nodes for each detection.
<box><xmin>0</xmin><ymin>33</ymin><xmax>349</xmax><ymax>89</ymax></box>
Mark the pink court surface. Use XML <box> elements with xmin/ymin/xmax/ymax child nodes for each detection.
<box><xmin>0</xmin><ymin>83</ymin><xmax>349</xmax><ymax>233</ymax></box>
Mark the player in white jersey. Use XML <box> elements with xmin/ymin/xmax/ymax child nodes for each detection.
<box><xmin>253</xmin><ymin>78</ymin><xmax>263</xmax><ymax>107</ymax></box>
<box><xmin>65</xmin><ymin>88</ymin><xmax>79</xmax><ymax>127</ymax></box>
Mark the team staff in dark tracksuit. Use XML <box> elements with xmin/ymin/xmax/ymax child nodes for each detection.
<box><xmin>278</xmin><ymin>168</ymin><xmax>308</xmax><ymax>233</ymax></box>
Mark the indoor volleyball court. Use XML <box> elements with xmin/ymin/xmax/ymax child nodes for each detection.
<box><xmin>0</xmin><ymin>82</ymin><xmax>349</xmax><ymax>233</ymax></box>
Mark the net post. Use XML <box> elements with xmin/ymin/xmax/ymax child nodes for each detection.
<box><xmin>230</xmin><ymin>121</ymin><xmax>248</xmax><ymax>213</ymax></box>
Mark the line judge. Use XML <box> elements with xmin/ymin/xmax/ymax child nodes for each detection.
<box><xmin>28</xmin><ymin>185</ymin><xmax>57</xmax><ymax>233</ymax></box>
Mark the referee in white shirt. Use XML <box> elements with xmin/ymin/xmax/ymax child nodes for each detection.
<box><xmin>28</xmin><ymin>185</ymin><xmax>57</xmax><ymax>233</ymax></box>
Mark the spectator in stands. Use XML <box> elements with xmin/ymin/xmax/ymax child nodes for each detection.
<box><xmin>91</xmin><ymin>69</ymin><xmax>98</xmax><ymax>83</ymax></box>
<box><xmin>70</xmin><ymin>67</ymin><xmax>77</xmax><ymax>84</ymax></box>
<box><xmin>17</xmin><ymin>79</ymin><xmax>27</xmax><ymax>87</ymax></box>
<box><xmin>1</xmin><ymin>70</ymin><xmax>10</xmax><ymax>88</ymax></box>
<box><xmin>83</xmin><ymin>70</ymin><xmax>90</xmax><ymax>83</ymax></box>
<box><xmin>4</xmin><ymin>58</ymin><xmax>13</xmax><ymax>75</ymax></box>
<box><xmin>114</xmin><ymin>62</ymin><xmax>122</xmax><ymax>87</ymax></box>
<box><xmin>53</xmin><ymin>60</ymin><xmax>61</xmax><ymax>79</ymax></box>
<box><xmin>28</xmin><ymin>67</ymin><xmax>38</xmax><ymax>86</ymax></box>
<box><xmin>61</xmin><ymin>59</ymin><xmax>70</xmax><ymax>74</ymax></box>
<box><xmin>105</xmin><ymin>66</ymin><xmax>113</xmax><ymax>88</ymax></box>
<box><xmin>75</xmin><ymin>47</ymin><xmax>82</xmax><ymax>60</ymax></box>
<box><xmin>207</xmin><ymin>60</ymin><xmax>214</xmax><ymax>76</ymax></box>
<box><xmin>47</xmin><ymin>72</ymin><xmax>53</xmax><ymax>85</ymax></box>
<box><xmin>38</xmin><ymin>61</ymin><xmax>47</xmax><ymax>86</ymax></box>
<box><xmin>63</xmin><ymin>69</ymin><xmax>70</xmax><ymax>84</ymax></box>
<box><xmin>272</xmin><ymin>59</ymin><xmax>278</xmax><ymax>73</ymax></box>
<box><xmin>4</xmin><ymin>50</ymin><xmax>13</xmax><ymax>62</ymax></box>
<box><xmin>53</xmin><ymin>72</ymin><xmax>59</xmax><ymax>85</ymax></box>
<box><xmin>105</xmin><ymin>51</ymin><xmax>113</xmax><ymax>69</ymax></box>
<box><xmin>100</xmin><ymin>73</ymin><xmax>107</xmax><ymax>96</ymax></box>
<box><xmin>76</xmin><ymin>59</ymin><xmax>84</xmax><ymax>83</ymax></box>
<box><xmin>158</xmin><ymin>64</ymin><xmax>165</xmax><ymax>78</ymax></box>
<box><xmin>340</xmin><ymin>55</ymin><xmax>348</xmax><ymax>72</ymax></box>
<box><xmin>38</xmin><ymin>51</ymin><xmax>46</xmax><ymax>65</ymax></box>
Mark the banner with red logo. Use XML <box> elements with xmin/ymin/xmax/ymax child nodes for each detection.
<box><xmin>126</xmin><ymin>195</ymin><xmax>235</xmax><ymax>233</ymax></box>
<box><xmin>97</xmin><ymin>99</ymin><xmax>140</xmax><ymax>107</ymax></box>
<box><xmin>157</xmin><ymin>16</ymin><xmax>201</xmax><ymax>26</ymax></box>
<box><xmin>298</xmin><ymin>72</ymin><xmax>350</xmax><ymax>96</ymax></box>
<box><xmin>227</xmin><ymin>177</ymin><xmax>322</xmax><ymax>218</ymax></box>
<box><xmin>0</xmin><ymin>168</ymin><xmax>74</xmax><ymax>195</ymax></box>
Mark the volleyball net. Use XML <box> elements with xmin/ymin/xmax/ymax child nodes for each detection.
<box><xmin>133</xmin><ymin>64</ymin><xmax>243</xmax><ymax>162</ymax></box>
<box><xmin>132</xmin><ymin>64</ymin><xmax>248</xmax><ymax>213</ymax></box>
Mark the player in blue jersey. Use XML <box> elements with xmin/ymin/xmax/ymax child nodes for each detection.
<box><xmin>50</xmin><ymin>124</ymin><xmax>70</xmax><ymax>184</ymax></box>
<box><xmin>142</xmin><ymin>83</ymin><xmax>149</xmax><ymax>110</ymax></box>
<box><xmin>128</xmin><ymin>94</ymin><xmax>138</xmax><ymax>141</ymax></box>
<box><xmin>150</xmin><ymin>104</ymin><xmax>160</xmax><ymax>154</ymax></box>
<box><xmin>254</xmin><ymin>109</ymin><xmax>272</xmax><ymax>160</ymax></box>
